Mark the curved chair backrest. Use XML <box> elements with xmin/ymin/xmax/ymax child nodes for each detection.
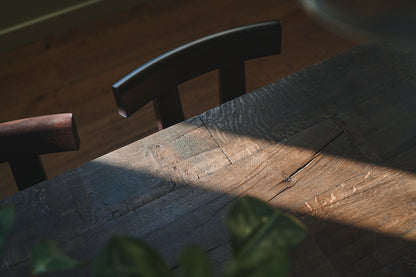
<box><xmin>0</xmin><ymin>113</ymin><xmax>80</xmax><ymax>190</ymax></box>
<box><xmin>113</xmin><ymin>20</ymin><xmax>281</xmax><ymax>130</ymax></box>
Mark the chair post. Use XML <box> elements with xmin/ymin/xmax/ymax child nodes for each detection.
<box><xmin>9</xmin><ymin>154</ymin><xmax>47</xmax><ymax>191</ymax></box>
<box><xmin>218</xmin><ymin>60</ymin><xmax>246</xmax><ymax>104</ymax></box>
<box><xmin>153</xmin><ymin>87</ymin><xmax>185</xmax><ymax>130</ymax></box>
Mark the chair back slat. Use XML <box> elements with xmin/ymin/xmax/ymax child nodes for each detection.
<box><xmin>219</xmin><ymin>60</ymin><xmax>246</xmax><ymax>103</ymax></box>
<box><xmin>113</xmin><ymin>20</ymin><xmax>282</xmax><ymax>119</ymax></box>
<box><xmin>153</xmin><ymin>87</ymin><xmax>185</xmax><ymax>130</ymax></box>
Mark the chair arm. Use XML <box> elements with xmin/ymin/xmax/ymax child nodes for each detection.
<box><xmin>0</xmin><ymin>113</ymin><xmax>79</xmax><ymax>162</ymax></box>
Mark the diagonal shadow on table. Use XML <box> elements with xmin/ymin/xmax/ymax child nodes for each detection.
<box><xmin>1</xmin><ymin>159</ymin><xmax>415</xmax><ymax>277</ymax></box>
<box><xmin>2</xmin><ymin>46</ymin><xmax>416</xmax><ymax>277</ymax></box>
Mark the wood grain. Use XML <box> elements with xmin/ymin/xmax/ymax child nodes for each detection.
<box><xmin>0</xmin><ymin>113</ymin><xmax>79</xmax><ymax>159</ymax></box>
<box><xmin>1</xmin><ymin>45</ymin><xmax>415</xmax><ymax>276</ymax></box>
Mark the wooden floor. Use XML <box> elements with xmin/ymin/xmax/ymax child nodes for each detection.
<box><xmin>0</xmin><ymin>0</ymin><xmax>354</xmax><ymax>198</ymax></box>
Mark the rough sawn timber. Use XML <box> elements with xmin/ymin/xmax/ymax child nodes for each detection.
<box><xmin>1</xmin><ymin>45</ymin><xmax>416</xmax><ymax>276</ymax></box>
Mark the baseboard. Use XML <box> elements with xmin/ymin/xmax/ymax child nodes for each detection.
<box><xmin>0</xmin><ymin>0</ymin><xmax>148</xmax><ymax>54</ymax></box>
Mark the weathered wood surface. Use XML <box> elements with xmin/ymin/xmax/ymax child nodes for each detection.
<box><xmin>1</xmin><ymin>45</ymin><xmax>416</xmax><ymax>276</ymax></box>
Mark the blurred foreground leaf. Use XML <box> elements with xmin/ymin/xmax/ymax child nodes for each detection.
<box><xmin>226</xmin><ymin>196</ymin><xmax>306</xmax><ymax>255</ymax></box>
<box><xmin>224</xmin><ymin>247</ymin><xmax>290</xmax><ymax>277</ymax></box>
<box><xmin>0</xmin><ymin>206</ymin><xmax>14</xmax><ymax>257</ymax></box>
<box><xmin>31</xmin><ymin>240</ymin><xmax>80</xmax><ymax>275</ymax></box>
<box><xmin>92</xmin><ymin>236</ymin><xmax>174</xmax><ymax>277</ymax></box>
<box><xmin>179</xmin><ymin>245</ymin><xmax>213</xmax><ymax>277</ymax></box>
<box><xmin>224</xmin><ymin>196</ymin><xmax>306</xmax><ymax>276</ymax></box>
<box><xmin>25</xmin><ymin>196</ymin><xmax>305</xmax><ymax>277</ymax></box>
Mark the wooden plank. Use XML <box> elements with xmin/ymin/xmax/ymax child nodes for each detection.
<box><xmin>58</xmin><ymin>45</ymin><xmax>416</xmax><ymax>276</ymax></box>
<box><xmin>268</xmin><ymin>140</ymin><xmax>416</xmax><ymax>277</ymax></box>
<box><xmin>2</xmin><ymin>44</ymin><xmax>416</xmax><ymax>276</ymax></box>
<box><xmin>187</xmin><ymin>132</ymin><xmax>416</xmax><ymax>277</ymax></box>
<box><xmin>333</xmin><ymin>87</ymin><xmax>416</xmax><ymax>165</ymax></box>
<box><xmin>283</xmin><ymin>45</ymin><xmax>416</xmax><ymax>114</ymax></box>
<box><xmin>199</xmin><ymin>79</ymin><xmax>327</xmax><ymax>163</ymax></box>
<box><xmin>0</xmin><ymin>118</ymin><xmax>341</xmax><ymax>275</ymax></box>
<box><xmin>28</xmin><ymin>120</ymin><xmax>343</xmax><ymax>268</ymax></box>
<box><xmin>294</xmin><ymin>162</ymin><xmax>416</xmax><ymax>237</ymax></box>
<box><xmin>1</xmin><ymin>51</ymin><xmax>416</xmax><ymax>277</ymax></box>
<box><xmin>203</xmin><ymin>45</ymin><xmax>416</xmax><ymax>168</ymax></box>
<box><xmin>0</xmin><ymin>115</ymin><xmax>230</xmax><ymax>273</ymax></box>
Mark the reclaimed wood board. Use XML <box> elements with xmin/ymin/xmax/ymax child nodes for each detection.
<box><xmin>1</xmin><ymin>45</ymin><xmax>416</xmax><ymax>276</ymax></box>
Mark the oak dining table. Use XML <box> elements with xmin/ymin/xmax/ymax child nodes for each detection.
<box><xmin>1</xmin><ymin>45</ymin><xmax>416</xmax><ymax>276</ymax></box>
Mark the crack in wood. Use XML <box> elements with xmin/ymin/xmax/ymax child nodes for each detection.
<box><xmin>313</xmin><ymin>129</ymin><xmax>344</xmax><ymax>156</ymax></box>
<box><xmin>192</xmin><ymin>200</ymin><xmax>231</xmax><ymax>230</ymax></box>
<box><xmin>286</xmin><ymin>155</ymin><xmax>318</xmax><ymax>182</ymax></box>
<box><xmin>188</xmin><ymin>159</ymin><xmax>282</xmax><ymax>232</ymax></box>
<box><xmin>206</xmin><ymin>240</ymin><xmax>229</xmax><ymax>254</ymax></box>
<box><xmin>170</xmin><ymin>120</ymin><xmax>204</xmax><ymax>141</ymax></box>
<box><xmin>267</xmin><ymin>130</ymin><xmax>345</xmax><ymax>203</ymax></box>
<box><xmin>268</xmin><ymin>156</ymin><xmax>318</xmax><ymax>203</ymax></box>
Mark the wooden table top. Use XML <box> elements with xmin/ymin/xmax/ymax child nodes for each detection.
<box><xmin>1</xmin><ymin>45</ymin><xmax>416</xmax><ymax>276</ymax></box>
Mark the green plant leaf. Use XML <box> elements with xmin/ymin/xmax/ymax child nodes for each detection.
<box><xmin>31</xmin><ymin>240</ymin><xmax>80</xmax><ymax>275</ymax></box>
<box><xmin>178</xmin><ymin>245</ymin><xmax>213</xmax><ymax>277</ymax></box>
<box><xmin>225</xmin><ymin>196</ymin><xmax>306</xmax><ymax>256</ymax></box>
<box><xmin>224</xmin><ymin>248</ymin><xmax>290</xmax><ymax>277</ymax></box>
<box><xmin>0</xmin><ymin>206</ymin><xmax>14</xmax><ymax>257</ymax></box>
<box><xmin>92</xmin><ymin>235</ymin><xmax>174</xmax><ymax>277</ymax></box>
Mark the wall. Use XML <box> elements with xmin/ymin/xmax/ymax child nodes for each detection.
<box><xmin>0</xmin><ymin>0</ymin><xmax>147</xmax><ymax>53</ymax></box>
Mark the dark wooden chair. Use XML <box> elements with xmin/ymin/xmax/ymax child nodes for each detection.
<box><xmin>112</xmin><ymin>20</ymin><xmax>282</xmax><ymax>130</ymax></box>
<box><xmin>0</xmin><ymin>113</ymin><xmax>80</xmax><ymax>191</ymax></box>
